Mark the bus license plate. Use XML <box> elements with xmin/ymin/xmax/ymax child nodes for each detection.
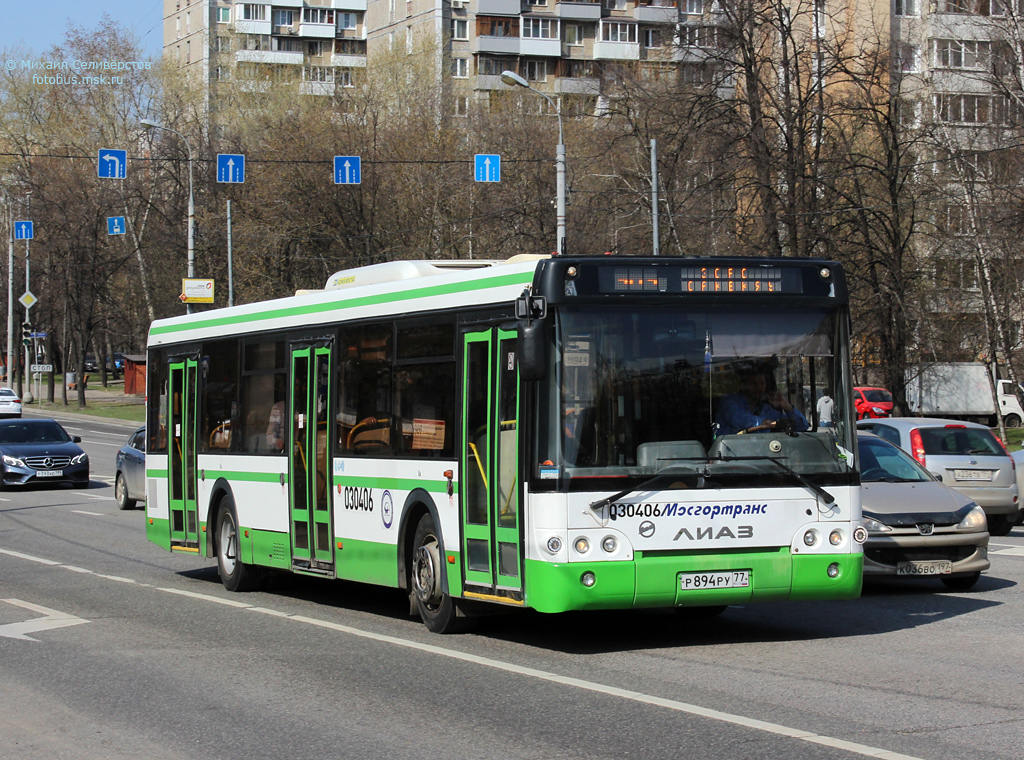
<box><xmin>679</xmin><ymin>570</ymin><xmax>750</xmax><ymax>590</ymax></box>
<box><xmin>896</xmin><ymin>560</ymin><xmax>952</xmax><ymax>576</ymax></box>
<box><xmin>954</xmin><ymin>469</ymin><xmax>992</xmax><ymax>481</ymax></box>
<box><xmin>35</xmin><ymin>470</ymin><xmax>64</xmax><ymax>478</ymax></box>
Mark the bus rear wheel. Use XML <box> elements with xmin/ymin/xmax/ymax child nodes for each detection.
<box><xmin>216</xmin><ymin>497</ymin><xmax>263</xmax><ymax>592</ymax></box>
<box><xmin>411</xmin><ymin>514</ymin><xmax>473</xmax><ymax>634</ymax></box>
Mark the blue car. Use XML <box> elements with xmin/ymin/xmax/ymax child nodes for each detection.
<box><xmin>0</xmin><ymin>418</ymin><xmax>90</xmax><ymax>489</ymax></box>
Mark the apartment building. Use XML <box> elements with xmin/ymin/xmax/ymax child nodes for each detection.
<box><xmin>163</xmin><ymin>0</ymin><xmax>718</xmax><ymax>111</ymax></box>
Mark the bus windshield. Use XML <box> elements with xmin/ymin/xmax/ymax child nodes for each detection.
<box><xmin>535</xmin><ymin>305</ymin><xmax>855</xmax><ymax>486</ymax></box>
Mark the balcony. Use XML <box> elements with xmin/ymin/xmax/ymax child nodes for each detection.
<box><xmin>477</xmin><ymin>0</ymin><xmax>522</xmax><ymax>14</ymax></box>
<box><xmin>592</xmin><ymin>40</ymin><xmax>640</xmax><ymax>59</ymax></box>
<box><xmin>555</xmin><ymin>0</ymin><xmax>602</xmax><ymax>19</ymax></box>
<box><xmin>634</xmin><ymin>1</ymin><xmax>678</xmax><ymax>23</ymax></box>
<box><xmin>554</xmin><ymin>76</ymin><xmax>600</xmax><ymax>94</ymax></box>
<box><xmin>474</xmin><ymin>36</ymin><xmax>521</xmax><ymax>54</ymax></box>
<box><xmin>521</xmin><ymin>37</ymin><xmax>562</xmax><ymax>56</ymax></box>
<box><xmin>236</xmin><ymin>49</ymin><xmax>304</xmax><ymax>65</ymax></box>
<box><xmin>332</xmin><ymin>53</ymin><xmax>368</xmax><ymax>67</ymax></box>
<box><xmin>299</xmin><ymin>22</ymin><xmax>338</xmax><ymax>38</ymax></box>
<box><xmin>272</xmin><ymin>0</ymin><xmax>303</xmax><ymax>6</ymax></box>
<box><xmin>235</xmin><ymin>19</ymin><xmax>272</xmax><ymax>35</ymax></box>
<box><xmin>300</xmin><ymin>81</ymin><xmax>335</xmax><ymax>96</ymax></box>
<box><xmin>332</xmin><ymin>0</ymin><xmax>368</xmax><ymax>8</ymax></box>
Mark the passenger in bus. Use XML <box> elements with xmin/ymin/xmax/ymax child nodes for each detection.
<box><xmin>715</xmin><ymin>368</ymin><xmax>809</xmax><ymax>436</ymax></box>
<box><xmin>266</xmin><ymin>400</ymin><xmax>286</xmax><ymax>452</ymax></box>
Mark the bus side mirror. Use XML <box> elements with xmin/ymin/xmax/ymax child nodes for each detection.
<box><xmin>518</xmin><ymin>320</ymin><xmax>548</xmax><ymax>381</ymax></box>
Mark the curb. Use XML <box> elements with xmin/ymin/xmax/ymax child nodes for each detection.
<box><xmin>23</xmin><ymin>406</ymin><xmax>141</xmax><ymax>429</ymax></box>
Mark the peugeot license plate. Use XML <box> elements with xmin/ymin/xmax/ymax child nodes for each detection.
<box><xmin>679</xmin><ymin>570</ymin><xmax>750</xmax><ymax>590</ymax></box>
<box><xmin>896</xmin><ymin>560</ymin><xmax>952</xmax><ymax>576</ymax></box>
<box><xmin>35</xmin><ymin>470</ymin><xmax>64</xmax><ymax>478</ymax></box>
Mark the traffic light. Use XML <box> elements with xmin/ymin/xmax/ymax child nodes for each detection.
<box><xmin>21</xmin><ymin>322</ymin><xmax>31</xmax><ymax>346</ymax></box>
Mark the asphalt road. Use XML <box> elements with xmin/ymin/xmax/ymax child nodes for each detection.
<box><xmin>2</xmin><ymin>414</ymin><xmax>1022</xmax><ymax>760</ymax></box>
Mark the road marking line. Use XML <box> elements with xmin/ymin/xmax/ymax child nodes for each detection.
<box><xmin>990</xmin><ymin>547</ymin><xmax>1024</xmax><ymax>556</ymax></box>
<box><xmin>61</xmin><ymin>566</ymin><xmax>94</xmax><ymax>574</ymax></box>
<box><xmin>0</xmin><ymin>545</ymin><xmax>928</xmax><ymax>760</ymax></box>
<box><xmin>74</xmin><ymin>492</ymin><xmax>109</xmax><ymax>500</ymax></box>
<box><xmin>71</xmin><ymin>510</ymin><xmax>104</xmax><ymax>516</ymax></box>
<box><xmin>95</xmin><ymin>574</ymin><xmax>137</xmax><ymax>584</ymax></box>
<box><xmin>0</xmin><ymin>598</ymin><xmax>89</xmax><ymax>641</ymax></box>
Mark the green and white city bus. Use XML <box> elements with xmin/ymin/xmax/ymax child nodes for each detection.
<box><xmin>145</xmin><ymin>255</ymin><xmax>865</xmax><ymax>632</ymax></box>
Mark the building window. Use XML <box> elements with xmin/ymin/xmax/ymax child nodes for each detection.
<box><xmin>896</xmin><ymin>43</ymin><xmax>919</xmax><ymax>72</ymax></box>
<box><xmin>933</xmin><ymin>39</ymin><xmax>991</xmax><ymax>69</ymax></box>
<box><xmin>602</xmin><ymin>22</ymin><xmax>637</xmax><ymax>43</ymax></box>
<box><xmin>455</xmin><ymin>95</ymin><xmax>469</xmax><ymax>117</ymax></box>
<box><xmin>605</xmin><ymin>0</ymin><xmax>627</xmax><ymax>9</ymax></box>
<box><xmin>479</xmin><ymin>18</ymin><xmax>517</xmax><ymax>37</ymax></box>
<box><xmin>303</xmin><ymin>8</ymin><xmax>335</xmax><ymax>24</ymax></box>
<box><xmin>685</xmin><ymin>0</ymin><xmax>703</xmax><ymax>13</ymax></box>
<box><xmin>452</xmin><ymin>57</ymin><xmax>469</xmax><ymax>77</ymax></box>
<box><xmin>935</xmin><ymin>93</ymin><xmax>1008</xmax><ymax>124</ymax></box>
<box><xmin>680</xmin><ymin>25</ymin><xmax>716</xmax><ymax>48</ymax></box>
<box><xmin>339</xmin><ymin>69</ymin><xmax>354</xmax><ymax>87</ymax></box>
<box><xmin>451</xmin><ymin>19</ymin><xmax>468</xmax><ymax>39</ymax></box>
<box><xmin>478</xmin><ymin>56</ymin><xmax>516</xmax><ymax>75</ymax></box>
<box><xmin>274</xmin><ymin>36</ymin><xmax>302</xmax><ymax>52</ymax></box>
<box><xmin>339</xmin><ymin>13</ymin><xmax>359</xmax><ymax>30</ymax></box>
<box><xmin>217</xmin><ymin>7</ymin><xmax>231</xmax><ymax>23</ymax></box>
<box><xmin>680</xmin><ymin>63</ymin><xmax>713</xmax><ymax>83</ymax></box>
<box><xmin>273</xmin><ymin>9</ymin><xmax>293</xmax><ymax>26</ymax></box>
<box><xmin>565</xmin><ymin>24</ymin><xmax>584</xmax><ymax>46</ymax></box>
<box><xmin>525</xmin><ymin>59</ymin><xmax>548</xmax><ymax>81</ymax></box>
<box><xmin>304</xmin><ymin>66</ymin><xmax>335</xmax><ymax>82</ymax></box>
<box><xmin>894</xmin><ymin>0</ymin><xmax>917</xmax><ymax>13</ymax></box>
<box><xmin>523</xmin><ymin>18</ymin><xmax>557</xmax><ymax>39</ymax></box>
<box><xmin>242</xmin><ymin>4</ymin><xmax>267</xmax><ymax>21</ymax></box>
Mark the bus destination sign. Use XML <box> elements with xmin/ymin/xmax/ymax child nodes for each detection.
<box><xmin>601</xmin><ymin>265</ymin><xmax>804</xmax><ymax>295</ymax></box>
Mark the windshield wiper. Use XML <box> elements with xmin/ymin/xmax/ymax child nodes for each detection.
<box><xmin>588</xmin><ymin>463</ymin><xmax>705</xmax><ymax>514</ymax></box>
<box><xmin>711</xmin><ymin>454</ymin><xmax>835</xmax><ymax>507</ymax></box>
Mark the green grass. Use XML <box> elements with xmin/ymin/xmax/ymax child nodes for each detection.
<box><xmin>1004</xmin><ymin>427</ymin><xmax>1024</xmax><ymax>452</ymax></box>
<box><xmin>26</xmin><ymin>399</ymin><xmax>145</xmax><ymax>424</ymax></box>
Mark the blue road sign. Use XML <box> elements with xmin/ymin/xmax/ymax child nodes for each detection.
<box><xmin>334</xmin><ymin>156</ymin><xmax>361</xmax><ymax>185</ymax></box>
<box><xmin>98</xmin><ymin>148</ymin><xmax>128</xmax><ymax>178</ymax></box>
<box><xmin>217</xmin><ymin>154</ymin><xmax>245</xmax><ymax>183</ymax></box>
<box><xmin>107</xmin><ymin>216</ymin><xmax>126</xmax><ymax>235</ymax></box>
<box><xmin>475</xmin><ymin>154</ymin><xmax>501</xmax><ymax>183</ymax></box>
<box><xmin>14</xmin><ymin>221</ymin><xmax>33</xmax><ymax>240</ymax></box>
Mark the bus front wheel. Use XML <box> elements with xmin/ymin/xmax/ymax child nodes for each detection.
<box><xmin>411</xmin><ymin>514</ymin><xmax>473</xmax><ymax>634</ymax></box>
<box><xmin>216</xmin><ymin>497</ymin><xmax>263</xmax><ymax>592</ymax></box>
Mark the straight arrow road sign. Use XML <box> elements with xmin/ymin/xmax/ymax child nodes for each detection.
<box><xmin>14</xmin><ymin>221</ymin><xmax>33</xmax><ymax>240</ymax></box>
<box><xmin>217</xmin><ymin>154</ymin><xmax>245</xmax><ymax>183</ymax></box>
<box><xmin>475</xmin><ymin>154</ymin><xmax>501</xmax><ymax>182</ymax></box>
<box><xmin>334</xmin><ymin>156</ymin><xmax>361</xmax><ymax>184</ymax></box>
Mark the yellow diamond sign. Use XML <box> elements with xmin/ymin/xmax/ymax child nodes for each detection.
<box><xmin>18</xmin><ymin>291</ymin><xmax>38</xmax><ymax>309</ymax></box>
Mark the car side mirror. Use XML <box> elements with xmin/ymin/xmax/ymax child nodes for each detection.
<box><xmin>935</xmin><ymin>473</ymin><xmax>942</xmax><ymax>482</ymax></box>
<box><xmin>72</xmin><ymin>435</ymin><xmax>82</xmax><ymax>443</ymax></box>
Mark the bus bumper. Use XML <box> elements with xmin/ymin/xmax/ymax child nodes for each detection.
<box><xmin>523</xmin><ymin>550</ymin><xmax>862</xmax><ymax>613</ymax></box>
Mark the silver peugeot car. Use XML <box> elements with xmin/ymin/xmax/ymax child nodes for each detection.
<box><xmin>857</xmin><ymin>417</ymin><xmax>1019</xmax><ymax>536</ymax></box>
<box><xmin>858</xmin><ymin>433</ymin><xmax>990</xmax><ymax>590</ymax></box>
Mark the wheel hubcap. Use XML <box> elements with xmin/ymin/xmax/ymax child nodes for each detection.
<box><xmin>219</xmin><ymin>518</ymin><xmax>237</xmax><ymax>574</ymax></box>
<box><xmin>413</xmin><ymin>538</ymin><xmax>441</xmax><ymax>607</ymax></box>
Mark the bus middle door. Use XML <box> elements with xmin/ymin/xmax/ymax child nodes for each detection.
<box><xmin>288</xmin><ymin>343</ymin><xmax>334</xmax><ymax>574</ymax></box>
<box><xmin>460</xmin><ymin>328</ymin><xmax>523</xmax><ymax>601</ymax></box>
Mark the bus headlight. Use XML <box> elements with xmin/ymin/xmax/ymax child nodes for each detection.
<box><xmin>574</xmin><ymin>537</ymin><xmax>590</xmax><ymax>554</ymax></box>
<box><xmin>601</xmin><ymin>536</ymin><xmax>617</xmax><ymax>553</ymax></box>
<box><xmin>803</xmin><ymin>530</ymin><xmax>817</xmax><ymax>547</ymax></box>
<box><xmin>546</xmin><ymin>536</ymin><xmax>563</xmax><ymax>554</ymax></box>
<box><xmin>829</xmin><ymin>530</ymin><xmax>843</xmax><ymax>546</ymax></box>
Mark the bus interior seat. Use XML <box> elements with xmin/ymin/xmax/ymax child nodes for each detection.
<box><xmin>637</xmin><ymin>440</ymin><xmax>707</xmax><ymax>468</ymax></box>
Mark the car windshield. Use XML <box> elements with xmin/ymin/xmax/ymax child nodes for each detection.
<box><xmin>863</xmin><ymin>389</ymin><xmax>892</xmax><ymax>403</ymax></box>
<box><xmin>920</xmin><ymin>426</ymin><xmax>1003</xmax><ymax>456</ymax></box>
<box><xmin>0</xmin><ymin>421</ymin><xmax>71</xmax><ymax>444</ymax></box>
<box><xmin>858</xmin><ymin>437</ymin><xmax>931</xmax><ymax>482</ymax></box>
<box><xmin>0</xmin><ymin>389</ymin><xmax>16</xmax><ymax>398</ymax></box>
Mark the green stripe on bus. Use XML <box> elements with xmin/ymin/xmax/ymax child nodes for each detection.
<box><xmin>331</xmin><ymin>474</ymin><xmax>458</xmax><ymax>494</ymax></box>
<box><xmin>150</xmin><ymin>271</ymin><xmax>533</xmax><ymax>337</ymax></box>
<box><xmin>209</xmin><ymin>471</ymin><xmax>285</xmax><ymax>483</ymax></box>
<box><xmin>147</xmin><ymin>469</ymin><xmax>168</xmax><ymax>478</ymax></box>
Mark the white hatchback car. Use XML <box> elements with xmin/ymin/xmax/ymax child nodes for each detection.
<box><xmin>0</xmin><ymin>388</ymin><xmax>22</xmax><ymax>418</ymax></box>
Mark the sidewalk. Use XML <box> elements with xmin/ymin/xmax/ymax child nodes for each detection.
<box><xmin>20</xmin><ymin>377</ymin><xmax>144</xmax><ymax>428</ymax></box>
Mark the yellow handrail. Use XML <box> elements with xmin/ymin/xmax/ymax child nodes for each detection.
<box><xmin>467</xmin><ymin>441</ymin><xmax>488</xmax><ymax>489</ymax></box>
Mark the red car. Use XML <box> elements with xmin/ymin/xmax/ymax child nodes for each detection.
<box><xmin>854</xmin><ymin>387</ymin><xmax>893</xmax><ymax>419</ymax></box>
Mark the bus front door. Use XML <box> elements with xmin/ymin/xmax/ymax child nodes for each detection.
<box><xmin>460</xmin><ymin>328</ymin><xmax>523</xmax><ymax>600</ymax></box>
<box><xmin>168</xmin><ymin>357</ymin><xmax>200</xmax><ymax>549</ymax></box>
<box><xmin>288</xmin><ymin>344</ymin><xmax>334</xmax><ymax>574</ymax></box>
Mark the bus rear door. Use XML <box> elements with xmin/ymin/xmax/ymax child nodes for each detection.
<box><xmin>460</xmin><ymin>328</ymin><xmax>523</xmax><ymax>602</ymax></box>
<box><xmin>167</xmin><ymin>356</ymin><xmax>200</xmax><ymax>550</ymax></box>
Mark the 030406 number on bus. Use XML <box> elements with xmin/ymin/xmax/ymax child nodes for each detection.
<box><xmin>678</xmin><ymin>570</ymin><xmax>750</xmax><ymax>590</ymax></box>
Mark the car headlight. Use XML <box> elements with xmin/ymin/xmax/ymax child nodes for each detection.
<box><xmin>861</xmin><ymin>516</ymin><xmax>891</xmax><ymax>533</ymax></box>
<box><xmin>957</xmin><ymin>505</ymin><xmax>987</xmax><ymax>531</ymax></box>
<box><xmin>71</xmin><ymin>453</ymin><xmax>88</xmax><ymax>465</ymax></box>
<box><xmin>2</xmin><ymin>454</ymin><xmax>26</xmax><ymax>468</ymax></box>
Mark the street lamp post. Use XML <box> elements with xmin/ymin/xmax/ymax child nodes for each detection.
<box><xmin>140</xmin><ymin>117</ymin><xmax>195</xmax><ymax>313</ymax></box>
<box><xmin>500</xmin><ymin>70</ymin><xmax>566</xmax><ymax>256</ymax></box>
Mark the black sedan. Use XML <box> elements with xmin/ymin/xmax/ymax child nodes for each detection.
<box><xmin>114</xmin><ymin>425</ymin><xmax>146</xmax><ymax>510</ymax></box>
<box><xmin>0</xmin><ymin>418</ymin><xmax>90</xmax><ymax>489</ymax></box>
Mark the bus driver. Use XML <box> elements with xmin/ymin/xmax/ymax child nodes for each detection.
<box><xmin>715</xmin><ymin>367</ymin><xmax>809</xmax><ymax>436</ymax></box>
